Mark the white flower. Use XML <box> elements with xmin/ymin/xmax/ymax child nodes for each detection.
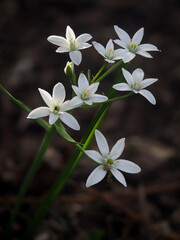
<box><xmin>47</xmin><ymin>26</ymin><xmax>92</xmax><ymax>66</ymax></box>
<box><xmin>114</xmin><ymin>26</ymin><xmax>160</xmax><ymax>63</ymax></box>
<box><xmin>27</xmin><ymin>82</ymin><xmax>80</xmax><ymax>130</ymax></box>
<box><xmin>85</xmin><ymin>130</ymin><xmax>141</xmax><ymax>188</ymax></box>
<box><xmin>70</xmin><ymin>73</ymin><xmax>108</xmax><ymax>106</ymax></box>
<box><xmin>113</xmin><ymin>68</ymin><xmax>158</xmax><ymax>105</ymax></box>
<box><xmin>92</xmin><ymin>39</ymin><xmax>124</xmax><ymax>63</ymax></box>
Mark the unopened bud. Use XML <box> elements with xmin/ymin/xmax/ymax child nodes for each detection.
<box><xmin>64</xmin><ymin>61</ymin><xmax>74</xmax><ymax>77</ymax></box>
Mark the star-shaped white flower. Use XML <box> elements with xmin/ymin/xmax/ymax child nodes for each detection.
<box><xmin>92</xmin><ymin>39</ymin><xmax>124</xmax><ymax>63</ymax></box>
<box><xmin>27</xmin><ymin>82</ymin><xmax>80</xmax><ymax>130</ymax></box>
<box><xmin>85</xmin><ymin>130</ymin><xmax>141</xmax><ymax>188</ymax></box>
<box><xmin>114</xmin><ymin>25</ymin><xmax>160</xmax><ymax>63</ymax></box>
<box><xmin>113</xmin><ymin>68</ymin><xmax>158</xmax><ymax>105</ymax></box>
<box><xmin>47</xmin><ymin>26</ymin><xmax>92</xmax><ymax>66</ymax></box>
<box><xmin>70</xmin><ymin>73</ymin><xmax>108</xmax><ymax>106</ymax></box>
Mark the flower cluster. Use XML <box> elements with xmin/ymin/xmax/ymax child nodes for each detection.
<box><xmin>28</xmin><ymin>25</ymin><xmax>160</xmax><ymax>188</ymax></box>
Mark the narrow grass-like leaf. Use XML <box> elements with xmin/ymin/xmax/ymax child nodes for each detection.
<box><xmin>0</xmin><ymin>84</ymin><xmax>50</xmax><ymax>131</ymax></box>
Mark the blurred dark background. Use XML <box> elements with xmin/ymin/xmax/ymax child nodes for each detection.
<box><xmin>0</xmin><ymin>0</ymin><xmax>180</xmax><ymax>239</ymax></box>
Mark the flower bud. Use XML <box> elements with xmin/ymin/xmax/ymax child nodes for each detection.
<box><xmin>64</xmin><ymin>61</ymin><xmax>74</xmax><ymax>77</ymax></box>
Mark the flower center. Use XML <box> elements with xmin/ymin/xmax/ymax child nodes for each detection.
<box><xmin>103</xmin><ymin>158</ymin><xmax>114</xmax><ymax>171</ymax></box>
<box><xmin>134</xmin><ymin>81</ymin><xmax>140</xmax><ymax>87</ymax></box>
<box><xmin>133</xmin><ymin>78</ymin><xmax>141</xmax><ymax>91</ymax></box>
<box><xmin>69</xmin><ymin>38</ymin><xmax>76</xmax><ymax>51</ymax></box>
<box><xmin>131</xmin><ymin>44</ymin><xmax>137</xmax><ymax>49</ymax></box>
<box><xmin>106</xmin><ymin>48</ymin><xmax>114</xmax><ymax>59</ymax></box>
<box><xmin>53</xmin><ymin>105</ymin><xmax>60</xmax><ymax>114</ymax></box>
<box><xmin>103</xmin><ymin>164</ymin><xmax>111</xmax><ymax>171</ymax></box>
<box><xmin>107</xmin><ymin>158</ymin><xmax>113</xmax><ymax>165</ymax></box>
<box><xmin>127</xmin><ymin>41</ymin><xmax>139</xmax><ymax>53</ymax></box>
<box><xmin>82</xmin><ymin>88</ymin><xmax>91</xmax><ymax>100</ymax></box>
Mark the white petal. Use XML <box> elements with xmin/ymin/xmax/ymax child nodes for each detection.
<box><xmin>72</xmin><ymin>85</ymin><xmax>81</xmax><ymax>96</ymax></box>
<box><xmin>70</xmin><ymin>96</ymin><xmax>83</xmax><ymax>106</ymax></box>
<box><xmin>113</xmin><ymin>49</ymin><xmax>126</xmax><ymax>60</ymax></box>
<box><xmin>106</xmin><ymin>39</ymin><xmax>114</xmax><ymax>50</ymax></box>
<box><xmin>86</xmin><ymin>165</ymin><xmax>106</xmax><ymax>188</ymax></box>
<box><xmin>122</xmin><ymin>68</ymin><xmax>134</xmax><ymax>86</ymax></box>
<box><xmin>76</xmin><ymin>33</ymin><xmax>92</xmax><ymax>45</ymax></box>
<box><xmin>66</xmin><ymin>26</ymin><xmax>75</xmax><ymax>40</ymax></box>
<box><xmin>140</xmin><ymin>78</ymin><xmax>158</xmax><ymax>89</ymax></box>
<box><xmin>56</xmin><ymin>46</ymin><xmax>70</xmax><ymax>53</ymax></box>
<box><xmin>92</xmin><ymin>41</ymin><xmax>105</xmax><ymax>56</ymax></box>
<box><xmin>91</xmin><ymin>94</ymin><xmax>108</xmax><ymax>103</ymax></box>
<box><xmin>122</xmin><ymin>51</ymin><xmax>136</xmax><ymax>62</ymax></box>
<box><xmin>132</xmin><ymin>28</ymin><xmax>144</xmax><ymax>45</ymax></box>
<box><xmin>115</xmin><ymin>160</ymin><xmax>141</xmax><ymax>173</ymax></box>
<box><xmin>84</xmin><ymin>99</ymin><xmax>93</xmax><ymax>105</ymax></box>
<box><xmin>139</xmin><ymin>89</ymin><xmax>156</xmax><ymax>105</ymax></box>
<box><xmin>113</xmin><ymin>83</ymin><xmax>131</xmax><ymax>91</ymax></box>
<box><xmin>85</xmin><ymin>150</ymin><xmax>102</xmax><ymax>163</ymax></box>
<box><xmin>61</xmin><ymin>100</ymin><xmax>75</xmax><ymax>111</ymax></box>
<box><xmin>47</xmin><ymin>35</ymin><xmax>69</xmax><ymax>48</ymax></box>
<box><xmin>110</xmin><ymin>138</ymin><xmax>125</xmax><ymax>160</ymax></box>
<box><xmin>132</xmin><ymin>68</ymin><xmax>144</xmax><ymax>82</ymax></box>
<box><xmin>137</xmin><ymin>51</ymin><xmax>152</xmax><ymax>58</ymax></box>
<box><xmin>60</xmin><ymin>112</ymin><xmax>80</xmax><ymax>130</ymax></box>
<box><xmin>138</xmin><ymin>43</ymin><xmax>159</xmax><ymax>52</ymax></box>
<box><xmin>114</xmin><ymin>25</ymin><xmax>131</xmax><ymax>44</ymax></box>
<box><xmin>49</xmin><ymin>113</ymin><xmax>58</xmax><ymax>125</ymax></box>
<box><xmin>78</xmin><ymin>73</ymin><xmax>89</xmax><ymax>90</ymax></box>
<box><xmin>38</xmin><ymin>88</ymin><xmax>53</xmax><ymax>107</ymax></box>
<box><xmin>95</xmin><ymin>130</ymin><xmax>109</xmax><ymax>156</ymax></box>
<box><xmin>52</xmin><ymin>82</ymin><xmax>65</xmax><ymax>105</ymax></box>
<box><xmin>69</xmin><ymin>51</ymin><xmax>82</xmax><ymax>65</ymax></box>
<box><xmin>113</xmin><ymin>39</ymin><xmax>127</xmax><ymax>48</ymax></box>
<box><xmin>88</xmin><ymin>82</ymin><xmax>99</xmax><ymax>94</ymax></box>
<box><xmin>110</xmin><ymin>168</ymin><xmax>127</xmax><ymax>187</ymax></box>
<box><xmin>27</xmin><ymin>107</ymin><xmax>50</xmax><ymax>119</ymax></box>
<box><xmin>78</xmin><ymin>42</ymin><xmax>92</xmax><ymax>50</ymax></box>
<box><xmin>105</xmin><ymin>59</ymin><xmax>115</xmax><ymax>63</ymax></box>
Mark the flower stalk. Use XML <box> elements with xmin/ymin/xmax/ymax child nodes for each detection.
<box><xmin>91</xmin><ymin>62</ymin><xmax>108</xmax><ymax>83</ymax></box>
<box><xmin>91</xmin><ymin>59</ymin><xmax>123</xmax><ymax>83</ymax></box>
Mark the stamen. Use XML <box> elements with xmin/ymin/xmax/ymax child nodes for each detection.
<box><xmin>134</xmin><ymin>81</ymin><xmax>140</xmax><ymax>87</ymax></box>
<box><xmin>83</xmin><ymin>88</ymin><xmax>91</xmax><ymax>99</ymax></box>
<box><xmin>131</xmin><ymin>44</ymin><xmax>137</xmax><ymax>49</ymax></box>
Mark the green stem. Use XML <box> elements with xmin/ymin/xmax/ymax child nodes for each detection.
<box><xmin>105</xmin><ymin>92</ymin><xmax>133</xmax><ymax>103</ymax></box>
<box><xmin>91</xmin><ymin>62</ymin><xmax>108</xmax><ymax>83</ymax></box>
<box><xmin>6</xmin><ymin>126</ymin><xmax>55</xmax><ymax>238</ymax></box>
<box><xmin>93</xmin><ymin>60</ymin><xmax>123</xmax><ymax>83</ymax></box>
<box><xmin>0</xmin><ymin>84</ymin><xmax>50</xmax><ymax>131</ymax></box>
<box><xmin>81</xmin><ymin>92</ymin><xmax>134</xmax><ymax>108</ymax></box>
<box><xmin>23</xmin><ymin>63</ymin><xmax>129</xmax><ymax>239</ymax></box>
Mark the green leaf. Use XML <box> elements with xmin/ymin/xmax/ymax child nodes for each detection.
<box><xmin>55</xmin><ymin>121</ymin><xmax>76</xmax><ymax>144</ymax></box>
